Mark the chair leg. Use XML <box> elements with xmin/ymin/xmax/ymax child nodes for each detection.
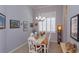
<box><xmin>46</xmin><ymin>44</ymin><xmax>48</xmax><ymax>53</ymax></box>
<box><xmin>45</xmin><ymin>44</ymin><xmax>48</xmax><ymax>53</ymax></box>
<box><xmin>41</xmin><ymin>44</ymin><xmax>47</xmax><ymax>53</ymax></box>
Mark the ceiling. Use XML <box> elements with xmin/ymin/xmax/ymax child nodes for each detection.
<box><xmin>30</xmin><ymin>5</ymin><xmax>55</xmax><ymax>9</ymax></box>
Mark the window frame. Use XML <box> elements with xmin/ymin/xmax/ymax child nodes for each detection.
<box><xmin>38</xmin><ymin>17</ymin><xmax>56</xmax><ymax>33</ymax></box>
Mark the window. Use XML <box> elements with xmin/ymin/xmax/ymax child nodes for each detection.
<box><xmin>38</xmin><ymin>17</ymin><xmax>56</xmax><ymax>33</ymax></box>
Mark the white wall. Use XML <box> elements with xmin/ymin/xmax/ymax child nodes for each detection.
<box><xmin>0</xmin><ymin>5</ymin><xmax>33</xmax><ymax>52</ymax></box>
<box><xmin>32</xmin><ymin>5</ymin><xmax>63</xmax><ymax>42</ymax></box>
<box><xmin>0</xmin><ymin>6</ymin><xmax>6</xmax><ymax>53</ymax></box>
<box><xmin>62</xmin><ymin>6</ymin><xmax>68</xmax><ymax>42</ymax></box>
<box><xmin>67</xmin><ymin>5</ymin><xmax>79</xmax><ymax>52</ymax></box>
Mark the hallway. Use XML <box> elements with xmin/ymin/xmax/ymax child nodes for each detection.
<box><xmin>0</xmin><ymin>0</ymin><xmax>78</xmax><ymax>59</ymax></box>
<box><xmin>0</xmin><ymin>5</ymin><xmax>78</xmax><ymax>53</ymax></box>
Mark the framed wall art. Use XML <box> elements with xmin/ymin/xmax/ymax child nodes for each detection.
<box><xmin>70</xmin><ymin>14</ymin><xmax>79</xmax><ymax>42</ymax></box>
<box><xmin>0</xmin><ymin>13</ymin><xmax>6</xmax><ymax>29</ymax></box>
<box><xmin>23</xmin><ymin>21</ymin><xmax>28</xmax><ymax>31</ymax></box>
<box><xmin>10</xmin><ymin>20</ymin><xmax>20</xmax><ymax>28</ymax></box>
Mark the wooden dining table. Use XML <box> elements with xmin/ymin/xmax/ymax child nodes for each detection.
<box><xmin>28</xmin><ymin>34</ymin><xmax>49</xmax><ymax>53</ymax></box>
<box><xmin>35</xmin><ymin>35</ymin><xmax>48</xmax><ymax>45</ymax></box>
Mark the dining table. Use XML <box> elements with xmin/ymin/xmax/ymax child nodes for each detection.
<box><xmin>28</xmin><ymin>34</ymin><xmax>48</xmax><ymax>53</ymax></box>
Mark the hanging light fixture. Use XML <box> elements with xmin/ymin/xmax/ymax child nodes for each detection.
<box><xmin>42</xmin><ymin>17</ymin><xmax>46</xmax><ymax>20</ymax></box>
<box><xmin>38</xmin><ymin>16</ymin><xmax>41</xmax><ymax>20</ymax></box>
<box><xmin>36</xmin><ymin>17</ymin><xmax>38</xmax><ymax>19</ymax></box>
<box><xmin>36</xmin><ymin>16</ymin><xmax>46</xmax><ymax>21</ymax></box>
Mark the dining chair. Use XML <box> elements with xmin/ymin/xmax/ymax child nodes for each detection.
<box><xmin>28</xmin><ymin>39</ymin><xmax>35</xmax><ymax>53</ymax></box>
<box><xmin>28</xmin><ymin>38</ymin><xmax>42</xmax><ymax>53</ymax></box>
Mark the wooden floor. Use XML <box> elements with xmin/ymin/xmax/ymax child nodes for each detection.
<box><xmin>13</xmin><ymin>42</ymin><xmax>62</xmax><ymax>53</ymax></box>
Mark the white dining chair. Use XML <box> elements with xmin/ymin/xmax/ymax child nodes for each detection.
<box><xmin>28</xmin><ymin>36</ymin><xmax>42</xmax><ymax>53</ymax></box>
<box><xmin>28</xmin><ymin>38</ymin><xmax>35</xmax><ymax>53</ymax></box>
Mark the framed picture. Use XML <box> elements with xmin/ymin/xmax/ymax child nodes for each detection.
<box><xmin>0</xmin><ymin>13</ymin><xmax>6</xmax><ymax>29</ymax></box>
<box><xmin>23</xmin><ymin>21</ymin><xmax>28</xmax><ymax>31</ymax></box>
<box><xmin>70</xmin><ymin>14</ymin><xmax>79</xmax><ymax>42</ymax></box>
<box><xmin>30</xmin><ymin>23</ymin><xmax>33</xmax><ymax>27</ymax></box>
<box><xmin>10</xmin><ymin>20</ymin><xmax>20</xmax><ymax>28</ymax></box>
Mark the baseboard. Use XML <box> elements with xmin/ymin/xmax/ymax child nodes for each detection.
<box><xmin>9</xmin><ymin>41</ymin><xmax>27</xmax><ymax>53</ymax></box>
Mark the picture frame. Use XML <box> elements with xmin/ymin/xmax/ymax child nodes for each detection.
<box><xmin>10</xmin><ymin>20</ymin><xmax>20</xmax><ymax>28</ymax></box>
<box><xmin>0</xmin><ymin>13</ymin><xmax>6</xmax><ymax>29</ymax></box>
<box><xmin>23</xmin><ymin>21</ymin><xmax>28</xmax><ymax>31</ymax></box>
<box><xmin>70</xmin><ymin>14</ymin><xmax>79</xmax><ymax>42</ymax></box>
<box><xmin>30</xmin><ymin>23</ymin><xmax>33</xmax><ymax>27</ymax></box>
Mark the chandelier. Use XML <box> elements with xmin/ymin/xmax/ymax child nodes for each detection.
<box><xmin>36</xmin><ymin>16</ymin><xmax>46</xmax><ymax>21</ymax></box>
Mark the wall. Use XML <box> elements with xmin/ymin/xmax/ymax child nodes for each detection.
<box><xmin>62</xmin><ymin>6</ymin><xmax>68</xmax><ymax>42</ymax></box>
<box><xmin>0</xmin><ymin>6</ymin><xmax>6</xmax><ymax>53</ymax></box>
<box><xmin>67</xmin><ymin>5</ymin><xmax>79</xmax><ymax>52</ymax></box>
<box><xmin>32</xmin><ymin>5</ymin><xmax>63</xmax><ymax>42</ymax></box>
<box><xmin>0</xmin><ymin>5</ymin><xmax>33</xmax><ymax>52</ymax></box>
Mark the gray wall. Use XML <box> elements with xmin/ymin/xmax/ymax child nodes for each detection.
<box><xmin>32</xmin><ymin>5</ymin><xmax>63</xmax><ymax>42</ymax></box>
<box><xmin>0</xmin><ymin>6</ymin><xmax>6</xmax><ymax>53</ymax></box>
<box><xmin>0</xmin><ymin>5</ymin><xmax>33</xmax><ymax>52</ymax></box>
<box><xmin>67</xmin><ymin>5</ymin><xmax>79</xmax><ymax>52</ymax></box>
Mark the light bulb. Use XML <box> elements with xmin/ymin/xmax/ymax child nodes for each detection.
<box><xmin>58</xmin><ymin>26</ymin><xmax>62</xmax><ymax>30</ymax></box>
<box><xmin>36</xmin><ymin>17</ymin><xmax>38</xmax><ymax>19</ymax></box>
<box><xmin>38</xmin><ymin>16</ymin><xmax>41</xmax><ymax>19</ymax></box>
<box><xmin>42</xmin><ymin>17</ymin><xmax>46</xmax><ymax>20</ymax></box>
